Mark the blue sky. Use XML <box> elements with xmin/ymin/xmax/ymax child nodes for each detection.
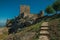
<box><xmin>0</xmin><ymin>0</ymin><xmax>55</xmax><ymax>25</ymax></box>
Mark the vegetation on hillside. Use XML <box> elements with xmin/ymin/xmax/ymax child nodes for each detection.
<box><xmin>45</xmin><ymin>0</ymin><xmax>60</xmax><ymax>14</ymax></box>
<box><xmin>4</xmin><ymin>20</ymin><xmax>44</xmax><ymax>40</ymax></box>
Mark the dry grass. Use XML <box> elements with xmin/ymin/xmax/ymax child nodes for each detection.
<box><xmin>0</xmin><ymin>27</ymin><xmax>8</xmax><ymax>40</ymax></box>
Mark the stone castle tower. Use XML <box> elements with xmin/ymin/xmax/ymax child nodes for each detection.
<box><xmin>20</xmin><ymin>5</ymin><xmax>30</xmax><ymax>18</ymax></box>
<box><xmin>20</xmin><ymin>5</ymin><xmax>44</xmax><ymax>19</ymax></box>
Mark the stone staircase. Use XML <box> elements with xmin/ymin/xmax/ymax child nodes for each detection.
<box><xmin>38</xmin><ymin>22</ymin><xmax>50</xmax><ymax>40</ymax></box>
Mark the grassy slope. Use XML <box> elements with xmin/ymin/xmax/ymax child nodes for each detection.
<box><xmin>0</xmin><ymin>20</ymin><xmax>44</xmax><ymax>40</ymax></box>
<box><xmin>3</xmin><ymin>21</ymin><xmax>43</xmax><ymax>40</ymax></box>
<box><xmin>15</xmin><ymin>21</ymin><xmax>44</xmax><ymax>40</ymax></box>
<box><xmin>1</xmin><ymin>18</ymin><xmax>60</xmax><ymax>40</ymax></box>
<box><xmin>41</xmin><ymin>17</ymin><xmax>60</xmax><ymax>40</ymax></box>
<box><xmin>2</xmin><ymin>17</ymin><xmax>60</xmax><ymax>40</ymax></box>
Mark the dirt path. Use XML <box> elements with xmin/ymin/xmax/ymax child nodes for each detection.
<box><xmin>38</xmin><ymin>22</ymin><xmax>50</xmax><ymax>40</ymax></box>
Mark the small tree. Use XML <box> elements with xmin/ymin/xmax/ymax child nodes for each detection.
<box><xmin>52</xmin><ymin>0</ymin><xmax>60</xmax><ymax>14</ymax></box>
<box><xmin>45</xmin><ymin>6</ymin><xmax>55</xmax><ymax>14</ymax></box>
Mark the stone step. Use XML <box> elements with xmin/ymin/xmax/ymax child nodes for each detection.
<box><xmin>41</xmin><ymin>22</ymin><xmax>48</xmax><ymax>27</ymax></box>
<box><xmin>40</xmin><ymin>30</ymin><xmax>49</xmax><ymax>34</ymax></box>
<box><xmin>38</xmin><ymin>35</ymin><xmax>50</xmax><ymax>40</ymax></box>
<box><xmin>40</xmin><ymin>27</ymin><xmax>49</xmax><ymax>30</ymax></box>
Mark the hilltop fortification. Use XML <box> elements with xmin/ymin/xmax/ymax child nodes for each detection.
<box><xmin>6</xmin><ymin>5</ymin><xmax>45</xmax><ymax>34</ymax></box>
<box><xmin>20</xmin><ymin>5</ymin><xmax>44</xmax><ymax>20</ymax></box>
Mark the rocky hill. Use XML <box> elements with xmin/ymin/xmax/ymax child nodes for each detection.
<box><xmin>1</xmin><ymin>14</ymin><xmax>59</xmax><ymax>40</ymax></box>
